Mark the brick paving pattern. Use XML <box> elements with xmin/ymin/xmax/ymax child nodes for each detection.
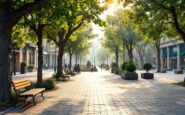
<box><xmin>3</xmin><ymin>70</ymin><xmax>185</xmax><ymax>115</ymax></box>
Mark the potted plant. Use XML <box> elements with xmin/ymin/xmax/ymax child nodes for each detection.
<box><xmin>27</xmin><ymin>64</ymin><xmax>35</xmax><ymax>72</ymax></box>
<box><xmin>20</xmin><ymin>62</ymin><xmax>27</xmax><ymax>74</ymax></box>
<box><xmin>87</xmin><ymin>60</ymin><xmax>91</xmax><ymax>68</ymax></box>
<box><xmin>111</xmin><ymin>62</ymin><xmax>118</xmax><ymax>73</ymax></box>
<box><xmin>141</xmin><ymin>63</ymin><xmax>154</xmax><ymax>79</ymax></box>
<box><xmin>121</xmin><ymin>62</ymin><xmax>138</xmax><ymax>80</ymax></box>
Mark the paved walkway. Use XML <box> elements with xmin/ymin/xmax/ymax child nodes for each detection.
<box><xmin>3</xmin><ymin>70</ymin><xmax>185</xmax><ymax>115</ymax></box>
<box><xmin>12</xmin><ymin>69</ymin><xmax>54</xmax><ymax>81</ymax></box>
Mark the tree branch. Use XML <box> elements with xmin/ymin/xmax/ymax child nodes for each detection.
<box><xmin>47</xmin><ymin>32</ymin><xmax>59</xmax><ymax>46</ymax></box>
<box><xmin>6</xmin><ymin>0</ymin><xmax>47</xmax><ymax>28</ymax></box>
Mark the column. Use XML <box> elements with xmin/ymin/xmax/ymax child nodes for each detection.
<box><xmin>161</xmin><ymin>48</ymin><xmax>163</xmax><ymax>69</ymax></box>
<box><xmin>20</xmin><ymin>48</ymin><xmax>23</xmax><ymax>63</ymax></box>
<box><xmin>26</xmin><ymin>47</ymin><xmax>29</xmax><ymax>65</ymax></box>
<box><xmin>177</xmin><ymin>45</ymin><xmax>180</xmax><ymax>69</ymax></box>
<box><xmin>167</xmin><ymin>47</ymin><xmax>170</xmax><ymax>69</ymax></box>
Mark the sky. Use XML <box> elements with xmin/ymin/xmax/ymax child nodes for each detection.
<box><xmin>90</xmin><ymin>0</ymin><xmax>121</xmax><ymax>64</ymax></box>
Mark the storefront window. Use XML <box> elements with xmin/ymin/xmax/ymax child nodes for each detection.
<box><xmin>169</xmin><ymin>46</ymin><xmax>177</xmax><ymax>57</ymax></box>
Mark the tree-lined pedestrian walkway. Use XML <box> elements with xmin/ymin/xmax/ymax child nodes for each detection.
<box><xmin>3</xmin><ymin>70</ymin><xmax>185</xmax><ymax>115</ymax></box>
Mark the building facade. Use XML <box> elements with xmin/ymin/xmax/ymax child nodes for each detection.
<box><xmin>160</xmin><ymin>39</ymin><xmax>185</xmax><ymax>70</ymax></box>
<box><xmin>13</xmin><ymin>41</ymin><xmax>58</xmax><ymax>73</ymax></box>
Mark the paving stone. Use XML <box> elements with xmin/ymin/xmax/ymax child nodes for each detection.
<box><xmin>4</xmin><ymin>70</ymin><xmax>185</xmax><ymax>115</ymax></box>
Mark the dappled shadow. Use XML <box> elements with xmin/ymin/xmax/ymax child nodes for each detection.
<box><xmin>3</xmin><ymin>96</ymin><xmax>54</xmax><ymax>114</ymax></box>
<box><xmin>40</xmin><ymin>99</ymin><xmax>86</xmax><ymax>115</ymax></box>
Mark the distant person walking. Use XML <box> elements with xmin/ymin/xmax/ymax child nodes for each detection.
<box><xmin>77</xmin><ymin>64</ymin><xmax>81</xmax><ymax>73</ymax></box>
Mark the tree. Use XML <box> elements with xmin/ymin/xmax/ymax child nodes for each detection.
<box><xmin>47</xmin><ymin>0</ymin><xmax>105</xmax><ymax>78</ymax></box>
<box><xmin>103</xmin><ymin>28</ymin><xmax>122</xmax><ymax>66</ymax></box>
<box><xmin>23</xmin><ymin>4</ymin><xmax>53</xmax><ymax>87</ymax></box>
<box><xmin>105</xmin><ymin>8</ymin><xmax>142</xmax><ymax>63</ymax></box>
<box><xmin>0</xmin><ymin>0</ymin><xmax>47</xmax><ymax>102</ymax></box>
<box><xmin>97</xmin><ymin>48</ymin><xmax>109</xmax><ymax>64</ymax></box>
<box><xmin>135</xmin><ymin>41</ymin><xmax>147</xmax><ymax>69</ymax></box>
<box><xmin>124</xmin><ymin>0</ymin><xmax>185</xmax><ymax>41</ymax></box>
<box><xmin>65</xmin><ymin>26</ymin><xmax>94</xmax><ymax>70</ymax></box>
<box><xmin>116</xmin><ymin>24</ymin><xmax>141</xmax><ymax>62</ymax></box>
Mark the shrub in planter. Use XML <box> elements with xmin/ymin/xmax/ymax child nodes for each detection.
<box><xmin>27</xmin><ymin>64</ymin><xmax>34</xmax><ymax>72</ymax></box>
<box><xmin>20</xmin><ymin>62</ymin><xmax>27</xmax><ymax>74</ymax></box>
<box><xmin>125</xmin><ymin>63</ymin><xmax>136</xmax><ymax>72</ymax></box>
<box><xmin>122</xmin><ymin>63</ymin><xmax>138</xmax><ymax>80</ymax></box>
<box><xmin>121</xmin><ymin>62</ymin><xmax>128</xmax><ymax>71</ymax></box>
<box><xmin>111</xmin><ymin>62</ymin><xmax>118</xmax><ymax>73</ymax></box>
<box><xmin>87</xmin><ymin>60</ymin><xmax>91</xmax><ymax>68</ymax></box>
<box><xmin>141</xmin><ymin>63</ymin><xmax>154</xmax><ymax>79</ymax></box>
<box><xmin>111</xmin><ymin>62</ymin><xmax>118</xmax><ymax>68</ymax></box>
<box><xmin>43</xmin><ymin>78</ymin><xmax>56</xmax><ymax>90</ymax></box>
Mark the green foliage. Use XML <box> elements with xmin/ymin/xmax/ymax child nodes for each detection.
<box><xmin>27</xmin><ymin>65</ymin><xmax>34</xmax><ymax>69</ymax></box>
<box><xmin>181</xmin><ymin>65</ymin><xmax>185</xmax><ymax>70</ymax></box>
<box><xmin>111</xmin><ymin>62</ymin><xmax>118</xmax><ymax>68</ymax></box>
<box><xmin>143</xmin><ymin>63</ymin><xmax>153</xmax><ymax>73</ymax></box>
<box><xmin>125</xmin><ymin>63</ymin><xmax>136</xmax><ymax>72</ymax></box>
<box><xmin>121</xmin><ymin>62</ymin><xmax>128</xmax><ymax>70</ymax></box>
<box><xmin>97</xmin><ymin>48</ymin><xmax>109</xmax><ymax>64</ymax></box>
<box><xmin>43</xmin><ymin>78</ymin><xmax>56</xmax><ymax>90</ymax></box>
<box><xmin>65</xmin><ymin>26</ymin><xmax>94</xmax><ymax>56</ymax></box>
<box><xmin>28</xmin><ymin>82</ymin><xmax>37</xmax><ymax>90</ymax></box>
<box><xmin>123</xmin><ymin>0</ymin><xmax>185</xmax><ymax>41</ymax></box>
<box><xmin>102</xmin><ymin>27</ymin><xmax>122</xmax><ymax>54</ymax></box>
<box><xmin>87</xmin><ymin>60</ymin><xmax>91</xmax><ymax>67</ymax></box>
<box><xmin>21</xmin><ymin>62</ymin><xmax>27</xmax><ymax>67</ymax></box>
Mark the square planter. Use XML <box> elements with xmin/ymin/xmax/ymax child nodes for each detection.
<box><xmin>141</xmin><ymin>73</ymin><xmax>154</xmax><ymax>79</ymax></box>
<box><xmin>160</xmin><ymin>69</ymin><xmax>166</xmax><ymax>73</ymax></box>
<box><xmin>121</xmin><ymin>72</ymin><xmax>138</xmax><ymax>80</ymax></box>
<box><xmin>28</xmin><ymin>68</ymin><xmax>34</xmax><ymax>72</ymax></box>
<box><xmin>174</xmin><ymin>69</ymin><xmax>183</xmax><ymax>74</ymax></box>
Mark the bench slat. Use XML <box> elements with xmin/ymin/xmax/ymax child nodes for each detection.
<box><xmin>15</xmin><ymin>84</ymin><xmax>31</xmax><ymax>90</ymax></box>
<box><xmin>13</xmin><ymin>79</ymin><xmax>30</xmax><ymax>84</ymax></box>
<box><xmin>12</xmin><ymin>79</ymin><xmax>31</xmax><ymax>90</ymax></box>
<box><xmin>14</xmin><ymin>81</ymin><xmax>30</xmax><ymax>87</ymax></box>
<box><xmin>20</xmin><ymin>88</ymin><xmax>45</xmax><ymax>96</ymax></box>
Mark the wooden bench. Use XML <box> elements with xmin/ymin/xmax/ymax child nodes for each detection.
<box><xmin>63</xmin><ymin>71</ymin><xmax>70</xmax><ymax>80</ymax></box>
<box><xmin>12</xmin><ymin>79</ymin><xmax>45</xmax><ymax>105</ymax></box>
<box><xmin>175</xmin><ymin>69</ymin><xmax>183</xmax><ymax>74</ymax></box>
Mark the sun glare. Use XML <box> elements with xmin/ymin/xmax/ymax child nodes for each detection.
<box><xmin>93</xmin><ymin>0</ymin><xmax>121</xmax><ymax>37</ymax></box>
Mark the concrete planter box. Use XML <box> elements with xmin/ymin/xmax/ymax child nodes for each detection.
<box><xmin>141</xmin><ymin>73</ymin><xmax>154</xmax><ymax>79</ymax></box>
<box><xmin>121</xmin><ymin>72</ymin><xmax>138</xmax><ymax>80</ymax></box>
<box><xmin>27</xmin><ymin>68</ymin><xmax>34</xmax><ymax>72</ymax></box>
<box><xmin>174</xmin><ymin>69</ymin><xmax>183</xmax><ymax>74</ymax></box>
<box><xmin>160</xmin><ymin>69</ymin><xmax>166</xmax><ymax>73</ymax></box>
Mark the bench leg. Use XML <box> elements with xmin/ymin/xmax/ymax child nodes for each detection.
<box><xmin>41</xmin><ymin>92</ymin><xmax>44</xmax><ymax>100</ymax></box>
<box><xmin>23</xmin><ymin>97</ymin><xmax>27</xmax><ymax>104</ymax></box>
<box><xmin>32</xmin><ymin>96</ymin><xmax>36</xmax><ymax>105</ymax></box>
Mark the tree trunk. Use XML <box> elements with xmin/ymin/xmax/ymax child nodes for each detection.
<box><xmin>56</xmin><ymin>46</ymin><xmax>64</xmax><ymax>78</ymax></box>
<box><xmin>128</xmin><ymin>50</ymin><xmax>133</xmax><ymax>62</ymax></box>
<box><xmin>122</xmin><ymin>44</ymin><xmax>125</xmax><ymax>63</ymax></box>
<box><xmin>75</xmin><ymin>54</ymin><xmax>78</xmax><ymax>65</ymax></box>
<box><xmin>139</xmin><ymin>54</ymin><xmax>144</xmax><ymax>69</ymax></box>
<box><xmin>69</xmin><ymin>53</ymin><xmax>73</xmax><ymax>70</ymax></box>
<box><xmin>115</xmin><ymin>50</ymin><xmax>119</xmax><ymax>66</ymax></box>
<box><xmin>0</xmin><ymin>25</ymin><xmax>12</xmax><ymax>102</ymax></box>
<box><xmin>0</xmin><ymin>0</ymin><xmax>47</xmax><ymax>102</ymax></box>
<box><xmin>155</xmin><ymin>43</ymin><xmax>161</xmax><ymax>72</ymax></box>
<box><xmin>36</xmin><ymin>33</ymin><xmax>43</xmax><ymax>87</ymax></box>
